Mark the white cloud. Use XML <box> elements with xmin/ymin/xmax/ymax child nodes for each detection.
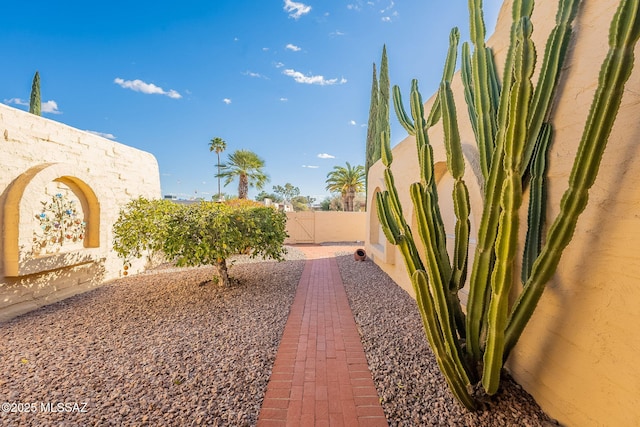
<box><xmin>317</xmin><ymin>153</ymin><xmax>335</xmax><ymax>159</ymax></box>
<box><xmin>38</xmin><ymin>100</ymin><xmax>60</xmax><ymax>114</ymax></box>
<box><xmin>349</xmin><ymin>120</ymin><xmax>357</xmax><ymax>126</ymax></box>
<box><xmin>114</xmin><ymin>78</ymin><xmax>182</xmax><ymax>99</ymax></box>
<box><xmin>280</xmin><ymin>97</ymin><xmax>288</xmax><ymax>102</ymax></box>
<box><xmin>302</xmin><ymin>165</ymin><xmax>319</xmax><ymax>169</ymax></box>
<box><xmin>286</xmin><ymin>43</ymin><xmax>301</xmax><ymax>52</ymax></box>
<box><xmin>330</xmin><ymin>30</ymin><xmax>346</xmax><ymax>37</ymax></box>
<box><xmin>380</xmin><ymin>0</ymin><xmax>395</xmax><ymax>12</ymax></box>
<box><xmin>86</xmin><ymin>130</ymin><xmax>117</xmax><ymax>140</ymax></box>
<box><xmin>284</xmin><ymin>0</ymin><xmax>311</xmax><ymax>19</ymax></box>
<box><xmin>4</xmin><ymin>97</ymin><xmax>61</xmax><ymax>114</ymax></box>
<box><xmin>381</xmin><ymin>11</ymin><xmax>398</xmax><ymax>22</ymax></box>
<box><xmin>4</xmin><ymin>98</ymin><xmax>28</xmax><ymax>107</ymax></box>
<box><xmin>223</xmin><ymin>98</ymin><xmax>232</xmax><ymax>104</ymax></box>
<box><xmin>283</xmin><ymin>69</ymin><xmax>347</xmax><ymax>86</ymax></box>
<box><xmin>243</xmin><ymin>70</ymin><xmax>265</xmax><ymax>79</ymax></box>
<box><xmin>275</xmin><ymin>62</ymin><xmax>285</xmax><ymax>68</ymax></box>
<box><xmin>262</xmin><ymin>47</ymin><xmax>270</xmax><ymax>51</ymax></box>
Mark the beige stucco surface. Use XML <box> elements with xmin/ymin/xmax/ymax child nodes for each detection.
<box><xmin>366</xmin><ymin>0</ymin><xmax>640</xmax><ymax>426</ymax></box>
<box><xmin>0</xmin><ymin>103</ymin><xmax>160</xmax><ymax>322</ymax></box>
<box><xmin>285</xmin><ymin>211</ymin><xmax>366</xmax><ymax>244</ymax></box>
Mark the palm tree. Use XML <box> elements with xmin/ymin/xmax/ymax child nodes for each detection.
<box><xmin>208</xmin><ymin>137</ymin><xmax>227</xmax><ymax>201</ymax></box>
<box><xmin>217</xmin><ymin>149</ymin><xmax>269</xmax><ymax>199</ymax></box>
<box><xmin>325</xmin><ymin>162</ymin><xmax>365</xmax><ymax>211</ymax></box>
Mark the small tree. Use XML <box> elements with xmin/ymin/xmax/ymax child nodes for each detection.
<box><xmin>292</xmin><ymin>195</ymin><xmax>315</xmax><ymax>211</ymax></box>
<box><xmin>255</xmin><ymin>191</ymin><xmax>282</xmax><ymax>203</ymax></box>
<box><xmin>112</xmin><ymin>198</ymin><xmax>180</xmax><ymax>263</ymax></box>
<box><xmin>29</xmin><ymin>71</ymin><xmax>41</xmax><ymax>116</ymax></box>
<box><xmin>113</xmin><ymin>197</ymin><xmax>288</xmax><ymax>287</ymax></box>
<box><xmin>273</xmin><ymin>183</ymin><xmax>300</xmax><ymax>203</ymax></box>
<box><xmin>365</xmin><ymin>46</ymin><xmax>389</xmax><ymax>209</ymax></box>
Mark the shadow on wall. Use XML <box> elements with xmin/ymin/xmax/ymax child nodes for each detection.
<box><xmin>0</xmin><ymin>163</ymin><xmax>106</xmax><ymax>322</ymax></box>
<box><xmin>0</xmin><ymin>259</ymin><xmax>106</xmax><ymax>323</ymax></box>
<box><xmin>2</xmin><ymin>163</ymin><xmax>101</xmax><ymax>278</ymax></box>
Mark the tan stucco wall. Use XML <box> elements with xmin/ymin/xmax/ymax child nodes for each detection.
<box><xmin>0</xmin><ymin>103</ymin><xmax>160</xmax><ymax>322</ymax></box>
<box><xmin>285</xmin><ymin>211</ymin><xmax>366</xmax><ymax>244</ymax></box>
<box><xmin>366</xmin><ymin>1</ymin><xmax>640</xmax><ymax>426</ymax></box>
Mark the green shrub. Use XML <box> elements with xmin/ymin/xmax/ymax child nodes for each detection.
<box><xmin>112</xmin><ymin>197</ymin><xmax>288</xmax><ymax>286</ymax></box>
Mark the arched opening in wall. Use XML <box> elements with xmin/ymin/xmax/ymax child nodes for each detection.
<box><xmin>3</xmin><ymin>163</ymin><xmax>101</xmax><ymax>277</ymax></box>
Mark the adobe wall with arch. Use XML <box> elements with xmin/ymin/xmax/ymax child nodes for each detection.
<box><xmin>365</xmin><ymin>0</ymin><xmax>640</xmax><ymax>426</ymax></box>
<box><xmin>0</xmin><ymin>103</ymin><xmax>160</xmax><ymax>322</ymax></box>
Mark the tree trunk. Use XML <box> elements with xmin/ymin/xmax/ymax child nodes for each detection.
<box><xmin>239</xmin><ymin>174</ymin><xmax>249</xmax><ymax>199</ymax></box>
<box><xmin>346</xmin><ymin>190</ymin><xmax>356</xmax><ymax>211</ymax></box>
<box><xmin>341</xmin><ymin>195</ymin><xmax>349</xmax><ymax>211</ymax></box>
<box><xmin>214</xmin><ymin>258</ymin><xmax>231</xmax><ymax>287</ymax></box>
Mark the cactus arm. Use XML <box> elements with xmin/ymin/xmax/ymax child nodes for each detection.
<box><xmin>465</xmin><ymin>159</ymin><xmax>504</xmax><ymax>361</ymax></box>
<box><xmin>383</xmin><ymin>168</ymin><xmax>405</xmax><ymax>221</ymax></box>
<box><xmin>453</xmin><ymin>181</ymin><xmax>471</xmax><ymax>293</ymax></box>
<box><xmin>465</xmin><ymin>0</ymin><xmax>535</xmax><ymax>363</ymax></box>
<box><xmin>461</xmin><ymin>42</ymin><xmax>479</xmax><ymax>141</ymax></box>
<box><xmin>393</xmin><ymin>85</ymin><xmax>416</xmax><ymax>135</ymax></box>
<box><xmin>408</xmin><ymin>81</ymin><xmax>451</xmax><ymax>274</ymax></box>
<box><xmin>443</xmin><ymin>28</ymin><xmax>461</xmax><ymax>85</ymax></box>
<box><xmin>440</xmin><ymin>82</ymin><xmax>466</xmax><ymax>179</ymax></box>
<box><xmin>412</xmin><ymin>86</ymin><xmax>429</xmax><ymax>170</ymax></box>
<box><xmin>375</xmin><ymin>191</ymin><xmax>400</xmax><ymax>245</ymax></box>
<box><xmin>523</xmin><ymin>0</ymin><xmax>580</xmax><ymax>168</ymax></box>
<box><xmin>411</xmin><ymin>185</ymin><xmax>473</xmax><ymax>380</ymax></box>
<box><xmin>468</xmin><ymin>0</ymin><xmax>497</xmax><ymax>180</ymax></box>
<box><xmin>522</xmin><ymin>123</ymin><xmax>552</xmax><ymax>283</ymax></box>
<box><xmin>481</xmin><ymin>16</ymin><xmax>536</xmax><ymax>395</ymax></box>
<box><xmin>505</xmin><ymin>0</ymin><xmax>640</xmax><ymax>357</ymax></box>
<box><xmin>381</xmin><ymin>117</ymin><xmax>393</xmax><ymax>167</ymax></box>
<box><xmin>412</xmin><ymin>270</ymin><xmax>476</xmax><ymax>410</ymax></box>
<box><xmin>486</xmin><ymin>46</ymin><xmax>501</xmax><ymax>115</ymax></box>
<box><xmin>441</xmin><ymin>81</ymin><xmax>471</xmax><ymax>295</ymax></box>
<box><xmin>426</xmin><ymin>27</ymin><xmax>461</xmax><ymax>128</ymax></box>
<box><xmin>522</xmin><ymin>0</ymin><xmax>580</xmax><ymax>173</ymax></box>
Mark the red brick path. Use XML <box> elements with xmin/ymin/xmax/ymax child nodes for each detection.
<box><xmin>257</xmin><ymin>245</ymin><xmax>388</xmax><ymax>427</ymax></box>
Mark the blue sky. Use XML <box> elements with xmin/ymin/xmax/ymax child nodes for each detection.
<box><xmin>1</xmin><ymin>0</ymin><xmax>502</xmax><ymax>201</ymax></box>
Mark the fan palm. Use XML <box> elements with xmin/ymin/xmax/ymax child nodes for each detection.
<box><xmin>217</xmin><ymin>149</ymin><xmax>268</xmax><ymax>199</ymax></box>
<box><xmin>325</xmin><ymin>162</ymin><xmax>365</xmax><ymax>211</ymax></box>
<box><xmin>208</xmin><ymin>137</ymin><xmax>227</xmax><ymax>201</ymax></box>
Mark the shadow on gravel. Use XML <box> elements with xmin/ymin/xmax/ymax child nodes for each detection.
<box><xmin>0</xmin><ymin>251</ymin><xmax>306</xmax><ymax>427</ymax></box>
<box><xmin>335</xmin><ymin>253</ymin><xmax>560</xmax><ymax>427</ymax></box>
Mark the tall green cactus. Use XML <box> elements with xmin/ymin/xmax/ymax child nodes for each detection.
<box><xmin>374</xmin><ymin>0</ymin><xmax>640</xmax><ymax>409</ymax></box>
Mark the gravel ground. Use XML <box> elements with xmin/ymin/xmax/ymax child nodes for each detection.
<box><xmin>0</xmin><ymin>247</ymin><xmax>306</xmax><ymax>427</ymax></box>
<box><xmin>335</xmin><ymin>252</ymin><xmax>559</xmax><ymax>427</ymax></box>
<box><xmin>1</xmin><ymin>244</ymin><xmax>558</xmax><ymax>427</ymax></box>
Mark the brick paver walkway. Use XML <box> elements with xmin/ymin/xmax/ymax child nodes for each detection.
<box><xmin>257</xmin><ymin>245</ymin><xmax>388</xmax><ymax>427</ymax></box>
